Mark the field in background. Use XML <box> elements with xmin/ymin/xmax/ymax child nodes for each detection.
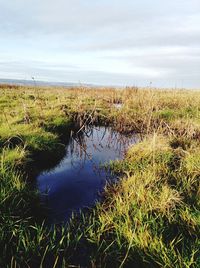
<box><xmin>0</xmin><ymin>84</ymin><xmax>199</xmax><ymax>267</ymax></box>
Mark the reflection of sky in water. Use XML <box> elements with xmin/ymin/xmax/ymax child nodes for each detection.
<box><xmin>37</xmin><ymin>126</ymin><xmax>137</xmax><ymax>223</ymax></box>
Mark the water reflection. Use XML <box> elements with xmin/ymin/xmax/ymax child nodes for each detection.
<box><xmin>37</xmin><ymin>126</ymin><xmax>137</xmax><ymax>223</ymax></box>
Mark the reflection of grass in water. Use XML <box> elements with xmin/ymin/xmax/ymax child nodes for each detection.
<box><xmin>0</xmin><ymin>84</ymin><xmax>200</xmax><ymax>267</ymax></box>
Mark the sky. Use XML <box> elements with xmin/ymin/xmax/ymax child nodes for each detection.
<box><xmin>0</xmin><ymin>0</ymin><xmax>200</xmax><ymax>88</ymax></box>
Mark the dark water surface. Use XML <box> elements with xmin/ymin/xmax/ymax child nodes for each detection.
<box><xmin>37</xmin><ymin>126</ymin><xmax>137</xmax><ymax>223</ymax></box>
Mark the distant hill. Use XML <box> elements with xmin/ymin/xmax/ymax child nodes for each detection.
<box><xmin>0</xmin><ymin>78</ymin><xmax>94</xmax><ymax>87</ymax></box>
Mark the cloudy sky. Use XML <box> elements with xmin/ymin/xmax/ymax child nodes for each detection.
<box><xmin>0</xmin><ymin>0</ymin><xmax>200</xmax><ymax>88</ymax></box>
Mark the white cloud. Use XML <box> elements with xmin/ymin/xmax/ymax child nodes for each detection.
<box><xmin>0</xmin><ymin>0</ymin><xmax>200</xmax><ymax>88</ymax></box>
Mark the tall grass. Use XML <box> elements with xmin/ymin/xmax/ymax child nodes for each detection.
<box><xmin>0</xmin><ymin>84</ymin><xmax>199</xmax><ymax>267</ymax></box>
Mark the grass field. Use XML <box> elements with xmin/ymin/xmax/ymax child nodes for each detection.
<box><xmin>0</xmin><ymin>84</ymin><xmax>199</xmax><ymax>267</ymax></box>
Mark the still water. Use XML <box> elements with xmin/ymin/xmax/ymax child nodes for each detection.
<box><xmin>37</xmin><ymin>126</ymin><xmax>137</xmax><ymax>223</ymax></box>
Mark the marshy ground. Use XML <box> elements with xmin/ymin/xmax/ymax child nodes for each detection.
<box><xmin>0</xmin><ymin>85</ymin><xmax>199</xmax><ymax>267</ymax></box>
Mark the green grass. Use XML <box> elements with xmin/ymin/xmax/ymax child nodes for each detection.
<box><xmin>0</xmin><ymin>85</ymin><xmax>199</xmax><ymax>267</ymax></box>
<box><xmin>81</xmin><ymin>135</ymin><xmax>199</xmax><ymax>267</ymax></box>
